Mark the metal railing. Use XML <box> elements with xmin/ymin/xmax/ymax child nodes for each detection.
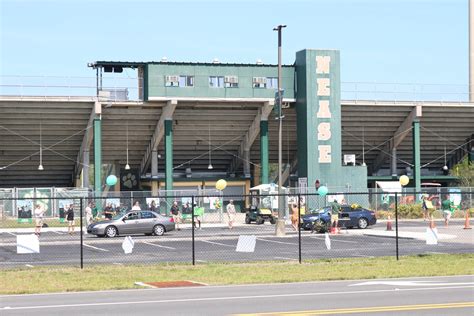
<box><xmin>0</xmin><ymin>75</ymin><xmax>470</xmax><ymax>103</ymax></box>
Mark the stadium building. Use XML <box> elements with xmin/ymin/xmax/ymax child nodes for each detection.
<box><xmin>0</xmin><ymin>49</ymin><xmax>473</xmax><ymax>199</ymax></box>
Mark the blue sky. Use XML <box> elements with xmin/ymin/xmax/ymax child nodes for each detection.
<box><xmin>0</xmin><ymin>0</ymin><xmax>468</xmax><ymax>88</ymax></box>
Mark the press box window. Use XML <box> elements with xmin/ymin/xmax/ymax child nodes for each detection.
<box><xmin>253</xmin><ymin>77</ymin><xmax>277</xmax><ymax>88</ymax></box>
<box><xmin>224</xmin><ymin>76</ymin><xmax>239</xmax><ymax>88</ymax></box>
<box><xmin>179</xmin><ymin>75</ymin><xmax>194</xmax><ymax>87</ymax></box>
<box><xmin>209</xmin><ymin>76</ymin><xmax>224</xmax><ymax>88</ymax></box>
<box><xmin>165</xmin><ymin>75</ymin><xmax>194</xmax><ymax>87</ymax></box>
<box><xmin>266</xmin><ymin>77</ymin><xmax>278</xmax><ymax>89</ymax></box>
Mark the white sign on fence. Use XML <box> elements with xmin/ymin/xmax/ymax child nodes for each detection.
<box><xmin>17</xmin><ymin>234</ymin><xmax>40</xmax><ymax>254</ymax></box>
<box><xmin>236</xmin><ymin>235</ymin><xmax>256</xmax><ymax>252</ymax></box>
<box><xmin>122</xmin><ymin>236</ymin><xmax>135</xmax><ymax>254</ymax></box>
<box><xmin>298</xmin><ymin>177</ymin><xmax>308</xmax><ymax>194</ymax></box>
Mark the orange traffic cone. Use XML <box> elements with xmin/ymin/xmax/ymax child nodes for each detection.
<box><xmin>429</xmin><ymin>214</ymin><xmax>436</xmax><ymax>229</ymax></box>
<box><xmin>386</xmin><ymin>215</ymin><xmax>393</xmax><ymax>231</ymax></box>
<box><xmin>464</xmin><ymin>209</ymin><xmax>472</xmax><ymax>230</ymax></box>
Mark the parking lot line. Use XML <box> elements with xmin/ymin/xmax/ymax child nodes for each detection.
<box><xmin>257</xmin><ymin>238</ymin><xmax>297</xmax><ymax>245</ymax></box>
<box><xmin>7</xmin><ymin>232</ymin><xmax>16</xmax><ymax>236</ymax></box>
<box><xmin>52</xmin><ymin>231</ymin><xmax>66</xmax><ymax>235</ymax></box>
<box><xmin>309</xmin><ymin>236</ymin><xmax>359</xmax><ymax>244</ymax></box>
<box><xmin>200</xmin><ymin>240</ymin><xmax>235</xmax><ymax>247</ymax></box>
<box><xmin>142</xmin><ymin>241</ymin><xmax>176</xmax><ymax>250</ymax></box>
<box><xmin>83</xmin><ymin>243</ymin><xmax>109</xmax><ymax>252</ymax></box>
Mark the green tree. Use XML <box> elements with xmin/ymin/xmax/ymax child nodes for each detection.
<box><xmin>450</xmin><ymin>157</ymin><xmax>474</xmax><ymax>187</ymax></box>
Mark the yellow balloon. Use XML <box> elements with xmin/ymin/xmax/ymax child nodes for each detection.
<box><xmin>399</xmin><ymin>175</ymin><xmax>409</xmax><ymax>186</ymax></box>
<box><xmin>215</xmin><ymin>179</ymin><xmax>227</xmax><ymax>191</ymax></box>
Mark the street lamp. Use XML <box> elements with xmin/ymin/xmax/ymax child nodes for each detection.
<box><xmin>274</xmin><ymin>24</ymin><xmax>286</xmax><ymax>237</ymax></box>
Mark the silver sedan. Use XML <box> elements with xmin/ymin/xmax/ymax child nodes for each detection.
<box><xmin>87</xmin><ymin>210</ymin><xmax>175</xmax><ymax>238</ymax></box>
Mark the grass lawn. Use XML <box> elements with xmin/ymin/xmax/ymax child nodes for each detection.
<box><xmin>1</xmin><ymin>253</ymin><xmax>473</xmax><ymax>295</ymax></box>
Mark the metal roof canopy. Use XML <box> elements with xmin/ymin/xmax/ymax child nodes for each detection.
<box><xmin>0</xmin><ymin>97</ymin><xmax>472</xmax><ymax>188</ymax></box>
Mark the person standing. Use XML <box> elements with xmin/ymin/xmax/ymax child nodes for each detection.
<box><xmin>421</xmin><ymin>195</ymin><xmax>429</xmax><ymax>221</ymax></box>
<box><xmin>131</xmin><ymin>201</ymin><xmax>141</xmax><ymax>211</ymax></box>
<box><xmin>34</xmin><ymin>204</ymin><xmax>45</xmax><ymax>236</ymax></box>
<box><xmin>441</xmin><ymin>195</ymin><xmax>453</xmax><ymax>227</ymax></box>
<box><xmin>66</xmin><ymin>204</ymin><xmax>75</xmax><ymax>235</ymax></box>
<box><xmin>170</xmin><ymin>201</ymin><xmax>181</xmax><ymax>230</ymax></box>
<box><xmin>330</xmin><ymin>199</ymin><xmax>340</xmax><ymax>233</ymax></box>
<box><xmin>85</xmin><ymin>202</ymin><xmax>93</xmax><ymax>228</ymax></box>
<box><xmin>150</xmin><ymin>200</ymin><xmax>157</xmax><ymax>213</ymax></box>
<box><xmin>226</xmin><ymin>200</ymin><xmax>236</xmax><ymax>229</ymax></box>
<box><xmin>104</xmin><ymin>203</ymin><xmax>113</xmax><ymax>220</ymax></box>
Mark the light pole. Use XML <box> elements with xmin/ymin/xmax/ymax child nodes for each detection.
<box><xmin>274</xmin><ymin>24</ymin><xmax>286</xmax><ymax>236</ymax></box>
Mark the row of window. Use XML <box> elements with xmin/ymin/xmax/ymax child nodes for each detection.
<box><xmin>164</xmin><ymin>75</ymin><xmax>278</xmax><ymax>89</ymax></box>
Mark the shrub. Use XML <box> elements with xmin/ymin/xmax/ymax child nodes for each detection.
<box><xmin>395</xmin><ymin>203</ymin><xmax>423</xmax><ymax>219</ymax></box>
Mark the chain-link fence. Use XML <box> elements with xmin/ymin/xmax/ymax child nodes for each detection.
<box><xmin>1</xmin><ymin>191</ymin><xmax>472</xmax><ymax>268</ymax></box>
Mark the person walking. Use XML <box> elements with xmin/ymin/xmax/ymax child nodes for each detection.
<box><xmin>170</xmin><ymin>201</ymin><xmax>181</xmax><ymax>230</ymax></box>
<box><xmin>66</xmin><ymin>204</ymin><xmax>75</xmax><ymax>235</ymax></box>
<box><xmin>291</xmin><ymin>203</ymin><xmax>299</xmax><ymax>231</ymax></box>
<box><xmin>441</xmin><ymin>195</ymin><xmax>453</xmax><ymax>227</ymax></box>
<box><xmin>226</xmin><ymin>200</ymin><xmax>236</xmax><ymax>229</ymax></box>
<box><xmin>330</xmin><ymin>199</ymin><xmax>341</xmax><ymax>233</ymax></box>
<box><xmin>85</xmin><ymin>202</ymin><xmax>93</xmax><ymax>228</ymax></box>
<box><xmin>34</xmin><ymin>204</ymin><xmax>45</xmax><ymax>236</ymax></box>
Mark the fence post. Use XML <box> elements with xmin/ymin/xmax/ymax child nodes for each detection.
<box><xmin>80</xmin><ymin>198</ymin><xmax>84</xmax><ymax>269</ymax></box>
<box><xmin>298</xmin><ymin>193</ymin><xmax>302</xmax><ymax>264</ymax></box>
<box><xmin>192</xmin><ymin>195</ymin><xmax>195</xmax><ymax>266</ymax></box>
<box><xmin>395</xmin><ymin>192</ymin><xmax>399</xmax><ymax>261</ymax></box>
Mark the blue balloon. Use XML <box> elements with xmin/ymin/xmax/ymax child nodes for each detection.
<box><xmin>317</xmin><ymin>185</ymin><xmax>328</xmax><ymax>196</ymax></box>
<box><xmin>106</xmin><ymin>175</ymin><xmax>117</xmax><ymax>186</ymax></box>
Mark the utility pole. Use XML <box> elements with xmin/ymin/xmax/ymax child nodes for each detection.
<box><xmin>273</xmin><ymin>24</ymin><xmax>286</xmax><ymax>237</ymax></box>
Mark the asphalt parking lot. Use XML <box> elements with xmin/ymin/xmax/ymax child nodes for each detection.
<box><xmin>0</xmin><ymin>220</ymin><xmax>472</xmax><ymax>267</ymax></box>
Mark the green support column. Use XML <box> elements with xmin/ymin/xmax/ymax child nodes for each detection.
<box><xmin>165</xmin><ymin>119</ymin><xmax>173</xmax><ymax>191</ymax></box>
<box><xmin>260</xmin><ymin>120</ymin><xmax>269</xmax><ymax>184</ymax></box>
<box><xmin>93</xmin><ymin>117</ymin><xmax>102</xmax><ymax>200</ymax></box>
<box><xmin>412</xmin><ymin>119</ymin><xmax>421</xmax><ymax>195</ymax></box>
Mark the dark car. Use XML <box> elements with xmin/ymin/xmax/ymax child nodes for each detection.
<box><xmin>302</xmin><ymin>205</ymin><xmax>376</xmax><ymax>230</ymax></box>
<box><xmin>87</xmin><ymin>210</ymin><xmax>175</xmax><ymax>238</ymax></box>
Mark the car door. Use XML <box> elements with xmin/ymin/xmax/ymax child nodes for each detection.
<box><xmin>339</xmin><ymin>206</ymin><xmax>352</xmax><ymax>228</ymax></box>
<box><xmin>139</xmin><ymin>211</ymin><xmax>158</xmax><ymax>233</ymax></box>
<box><xmin>120</xmin><ymin>212</ymin><xmax>140</xmax><ymax>234</ymax></box>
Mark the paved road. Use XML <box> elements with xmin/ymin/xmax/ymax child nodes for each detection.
<box><xmin>1</xmin><ymin>275</ymin><xmax>473</xmax><ymax>315</ymax></box>
<box><xmin>1</xmin><ymin>221</ymin><xmax>472</xmax><ymax>267</ymax></box>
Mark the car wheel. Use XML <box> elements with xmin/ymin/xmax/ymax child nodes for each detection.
<box><xmin>105</xmin><ymin>226</ymin><xmax>118</xmax><ymax>238</ymax></box>
<box><xmin>256</xmin><ymin>217</ymin><xmax>264</xmax><ymax>225</ymax></box>
<box><xmin>358</xmin><ymin>218</ymin><xmax>369</xmax><ymax>229</ymax></box>
<box><xmin>269</xmin><ymin>217</ymin><xmax>276</xmax><ymax>224</ymax></box>
<box><xmin>153</xmin><ymin>224</ymin><xmax>165</xmax><ymax>236</ymax></box>
<box><xmin>245</xmin><ymin>216</ymin><xmax>251</xmax><ymax>224</ymax></box>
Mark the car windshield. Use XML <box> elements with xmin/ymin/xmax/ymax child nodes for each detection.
<box><xmin>112</xmin><ymin>213</ymin><xmax>125</xmax><ymax>220</ymax></box>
